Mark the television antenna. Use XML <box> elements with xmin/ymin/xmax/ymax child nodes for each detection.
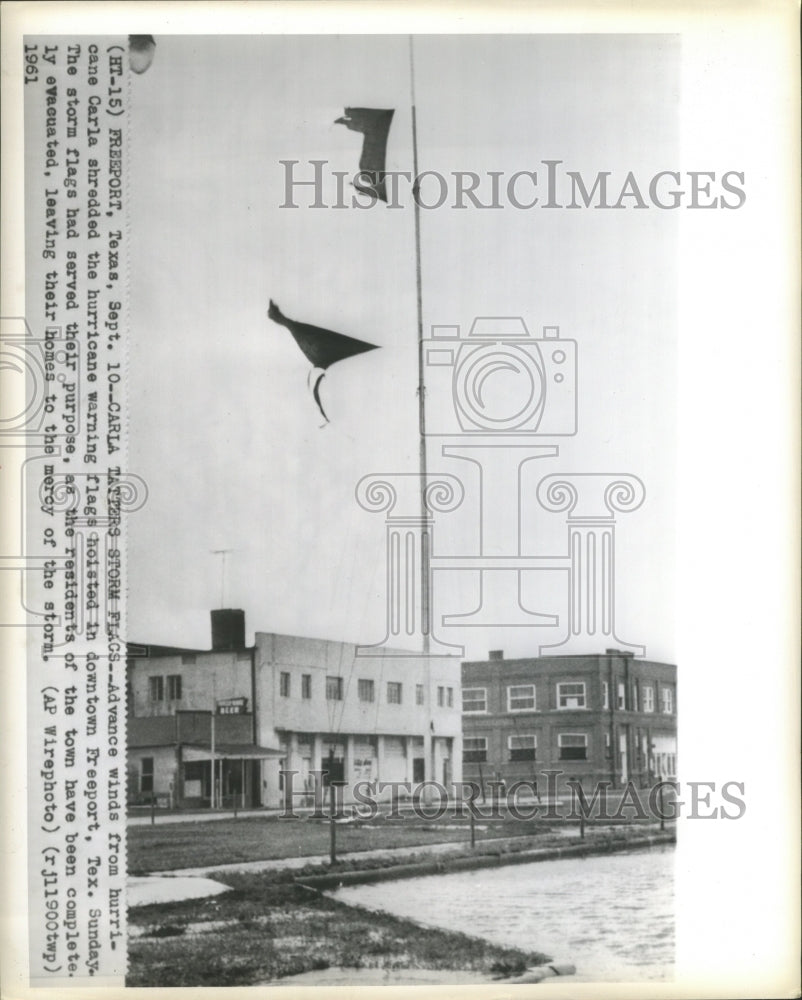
<box><xmin>210</xmin><ymin>548</ymin><xmax>233</xmax><ymax>607</ymax></box>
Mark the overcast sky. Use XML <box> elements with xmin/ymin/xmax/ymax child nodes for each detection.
<box><xmin>127</xmin><ymin>34</ymin><xmax>678</xmax><ymax>662</ymax></box>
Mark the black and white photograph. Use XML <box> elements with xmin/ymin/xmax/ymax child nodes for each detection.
<box><xmin>1</xmin><ymin>3</ymin><xmax>798</xmax><ymax>999</ymax></box>
<box><xmin>121</xmin><ymin>30</ymin><xmax>680</xmax><ymax>988</ymax></box>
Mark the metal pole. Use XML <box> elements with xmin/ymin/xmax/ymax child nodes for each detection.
<box><xmin>409</xmin><ymin>36</ymin><xmax>431</xmax><ymax>656</ymax></box>
<box><xmin>659</xmin><ymin>782</ymin><xmax>665</xmax><ymax>832</ymax></box>
<box><xmin>175</xmin><ymin>713</ymin><xmax>183</xmax><ymax>810</ymax></box>
<box><xmin>210</xmin><ymin>708</ymin><xmax>216</xmax><ymax>810</ymax></box>
<box><xmin>609</xmin><ymin>659</ymin><xmax>616</xmax><ymax>788</ymax></box>
<box><xmin>328</xmin><ymin>748</ymin><xmax>337</xmax><ymax>865</ymax></box>
<box><xmin>470</xmin><ymin>807</ymin><xmax>476</xmax><ymax>849</ymax></box>
<box><xmin>150</xmin><ymin>792</ymin><xmax>155</xmax><ymax>826</ymax></box>
<box><xmin>211</xmin><ymin>548</ymin><xmax>232</xmax><ymax>607</ymax></box>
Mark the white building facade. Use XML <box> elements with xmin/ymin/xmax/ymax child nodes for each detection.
<box><xmin>127</xmin><ymin>610</ymin><xmax>462</xmax><ymax>809</ymax></box>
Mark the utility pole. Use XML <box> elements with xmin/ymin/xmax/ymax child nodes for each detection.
<box><xmin>210</xmin><ymin>675</ymin><xmax>217</xmax><ymax>811</ymax></box>
<box><xmin>210</xmin><ymin>706</ymin><xmax>216</xmax><ymax>810</ymax></box>
<box><xmin>328</xmin><ymin>748</ymin><xmax>337</xmax><ymax>865</ymax></box>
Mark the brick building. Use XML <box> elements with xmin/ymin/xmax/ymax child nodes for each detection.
<box><xmin>461</xmin><ymin>649</ymin><xmax>676</xmax><ymax>795</ymax></box>
<box><xmin>127</xmin><ymin>609</ymin><xmax>462</xmax><ymax>808</ymax></box>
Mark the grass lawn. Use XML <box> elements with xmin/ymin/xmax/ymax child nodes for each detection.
<box><xmin>127</xmin><ymin>868</ymin><xmax>551</xmax><ymax>987</ymax></box>
<box><xmin>128</xmin><ymin>813</ymin><xmax>558</xmax><ymax>873</ymax></box>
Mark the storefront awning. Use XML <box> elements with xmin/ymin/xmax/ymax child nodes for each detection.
<box><xmin>181</xmin><ymin>742</ymin><xmax>284</xmax><ymax>761</ymax></box>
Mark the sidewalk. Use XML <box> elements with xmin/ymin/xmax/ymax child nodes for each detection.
<box><xmin>128</xmin><ymin>828</ymin><xmax>576</xmax><ymax>907</ymax></box>
<box><xmin>165</xmin><ymin>828</ymin><xmax>578</xmax><ymax>876</ymax></box>
<box><xmin>128</xmin><ymin>806</ymin><xmax>275</xmax><ymax>826</ymax></box>
<box><xmin>127</xmin><ymin>796</ymin><xmax>571</xmax><ymax>826</ymax></box>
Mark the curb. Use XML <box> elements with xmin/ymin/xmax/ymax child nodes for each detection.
<box><xmin>294</xmin><ymin>832</ymin><xmax>676</xmax><ymax>890</ymax></box>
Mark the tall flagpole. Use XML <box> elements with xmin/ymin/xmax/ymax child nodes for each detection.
<box><xmin>409</xmin><ymin>38</ymin><xmax>436</xmax><ymax>801</ymax></box>
<box><xmin>409</xmin><ymin>36</ymin><xmax>431</xmax><ymax>657</ymax></box>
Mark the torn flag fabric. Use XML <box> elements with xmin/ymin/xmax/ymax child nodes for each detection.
<box><xmin>335</xmin><ymin>108</ymin><xmax>395</xmax><ymax>203</ymax></box>
<box><xmin>267</xmin><ymin>300</ymin><xmax>380</xmax><ymax>422</ymax></box>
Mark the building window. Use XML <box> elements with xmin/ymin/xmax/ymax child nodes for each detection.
<box><xmin>617</xmin><ymin>681</ymin><xmax>626</xmax><ymax>710</ymax></box>
<box><xmin>302</xmin><ymin>674</ymin><xmax>312</xmax><ymax>699</ymax></box>
<box><xmin>387</xmin><ymin>681</ymin><xmax>402</xmax><ymax>704</ymax></box>
<box><xmin>166</xmin><ymin>674</ymin><xmax>182</xmax><ymax>700</ymax></box>
<box><xmin>416</xmin><ymin>684</ymin><xmax>424</xmax><ymax>705</ymax></box>
<box><xmin>507</xmin><ymin>684</ymin><xmax>536</xmax><ymax>712</ymax></box>
<box><xmin>326</xmin><ymin>676</ymin><xmax>343</xmax><ymax>701</ymax></box>
<box><xmin>447</xmin><ymin>687</ymin><xmax>454</xmax><ymax>708</ymax></box>
<box><xmin>508</xmin><ymin>734</ymin><xmax>536</xmax><ymax>761</ymax></box>
<box><xmin>643</xmin><ymin>685</ymin><xmax>655</xmax><ymax>712</ymax></box>
<box><xmin>605</xmin><ymin>732</ymin><xmax>612</xmax><ymax>758</ymax></box>
<box><xmin>358</xmin><ymin>678</ymin><xmax>375</xmax><ymax>702</ymax></box>
<box><xmin>280</xmin><ymin>671</ymin><xmax>291</xmax><ymax>697</ymax></box>
<box><xmin>462</xmin><ymin>688</ymin><xmax>487</xmax><ymax>713</ymax></box>
<box><xmin>603</xmin><ymin>681</ymin><xmax>609</xmax><ymax>709</ymax></box>
<box><xmin>463</xmin><ymin>737</ymin><xmax>488</xmax><ymax>763</ymax></box>
<box><xmin>184</xmin><ymin>760</ymin><xmax>206</xmax><ymax>782</ymax></box>
<box><xmin>557</xmin><ymin>682</ymin><xmax>586</xmax><ymax>709</ymax></box>
<box><xmin>140</xmin><ymin>757</ymin><xmax>154</xmax><ymax>794</ymax></box>
<box><xmin>661</xmin><ymin>687</ymin><xmax>674</xmax><ymax>714</ymax></box>
<box><xmin>632</xmin><ymin>682</ymin><xmax>639</xmax><ymax>712</ymax></box>
<box><xmin>558</xmin><ymin>733</ymin><xmax>588</xmax><ymax>760</ymax></box>
<box><xmin>437</xmin><ymin>686</ymin><xmax>445</xmax><ymax>707</ymax></box>
<box><xmin>148</xmin><ymin>675</ymin><xmax>164</xmax><ymax>702</ymax></box>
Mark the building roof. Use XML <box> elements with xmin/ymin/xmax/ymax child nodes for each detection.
<box><xmin>461</xmin><ymin>651</ymin><xmax>676</xmax><ymax>669</ymax></box>
<box><xmin>127</xmin><ymin>641</ymin><xmax>220</xmax><ymax>658</ymax></box>
<box><xmin>181</xmin><ymin>742</ymin><xmax>283</xmax><ymax>760</ymax></box>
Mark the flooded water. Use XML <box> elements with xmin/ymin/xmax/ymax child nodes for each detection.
<box><xmin>128</xmin><ymin>875</ymin><xmax>231</xmax><ymax>907</ymax></box>
<box><xmin>332</xmin><ymin>845</ymin><xmax>674</xmax><ymax>982</ymax></box>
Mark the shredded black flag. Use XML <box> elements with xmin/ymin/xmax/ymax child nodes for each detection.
<box><xmin>335</xmin><ymin>108</ymin><xmax>395</xmax><ymax>203</ymax></box>
<box><xmin>267</xmin><ymin>300</ymin><xmax>379</xmax><ymax>423</ymax></box>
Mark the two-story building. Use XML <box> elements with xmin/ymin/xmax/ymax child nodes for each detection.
<box><xmin>461</xmin><ymin>649</ymin><xmax>676</xmax><ymax>795</ymax></box>
<box><xmin>127</xmin><ymin>609</ymin><xmax>463</xmax><ymax>808</ymax></box>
